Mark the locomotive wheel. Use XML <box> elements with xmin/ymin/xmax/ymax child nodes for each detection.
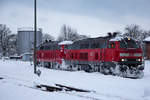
<box><xmin>137</xmin><ymin>70</ymin><xmax>144</xmax><ymax>78</ymax></box>
<box><xmin>98</xmin><ymin>67</ymin><xmax>101</xmax><ymax>72</ymax></box>
<box><xmin>101</xmin><ymin>65</ymin><xmax>109</xmax><ymax>75</ymax></box>
<box><xmin>119</xmin><ymin>65</ymin><xmax>128</xmax><ymax>77</ymax></box>
<box><xmin>47</xmin><ymin>62</ymin><xmax>51</xmax><ymax>68</ymax></box>
<box><xmin>57</xmin><ymin>64</ymin><xmax>60</xmax><ymax>69</ymax></box>
<box><xmin>138</xmin><ymin>65</ymin><xmax>144</xmax><ymax>70</ymax></box>
<box><xmin>77</xmin><ymin>67</ymin><xmax>80</xmax><ymax>71</ymax></box>
<box><xmin>37</xmin><ymin>61</ymin><xmax>42</xmax><ymax>67</ymax></box>
<box><xmin>83</xmin><ymin>65</ymin><xmax>92</xmax><ymax>72</ymax></box>
<box><xmin>51</xmin><ymin>62</ymin><xmax>56</xmax><ymax>69</ymax></box>
<box><xmin>110</xmin><ymin>67</ymin><xmax>116</xmax><ymax>75</ymax></box>
<box><xmin>104</xmin><ymin>68</ymin><xmax>109</xmax><ymax>75</ymax></box>
<box><xmin>68</xmin><ymin>65</ymin><xmax>73</xmax><ymax>71</ymax></box>
<box><xmin>121</xmin><ymin>71</ymin><xmax>127</xmax><ymax>78</ymax></box>
<box><xmin>43</xmin><ymin>62</ymin><xmax>49</xmax><ymax>68</ymax></box>
<box><xmin>77</xmin><ymin>65</ymin><xmax>81</xmax><ymax>71</ymax></box>
<box><xmin>93</xmin><ymin>66</ymin><xmax>99</xmax><ymax>72</ymax></box>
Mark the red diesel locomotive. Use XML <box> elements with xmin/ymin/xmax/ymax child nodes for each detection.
<box><xmin>36</xmin><ymin>34</ymin><xmax>144</xmax><ymax>78</ymax></box>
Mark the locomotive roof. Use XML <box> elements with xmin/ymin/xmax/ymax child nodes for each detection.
<box><xmin>110</xmin><ymin>36</ymin><xmax>136</xmax><ymax>42</ymax></box>
<box><xmin>73</xmin><ymin>36</ymin><xmax>111</xmax><ymax>44</ymax></box>
<box><xmin>37</xmin><ymin>41</ymin><xmax>59</xmax><ymax>47</ymax></box>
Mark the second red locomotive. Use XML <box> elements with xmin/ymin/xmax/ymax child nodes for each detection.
<box><xmin>36</xmin><ymin>34</ymin><xmax>144</xmax><ymax>78</ymax></box>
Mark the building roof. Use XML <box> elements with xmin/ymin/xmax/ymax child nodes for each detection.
<box><xmin>144</xmin><ymin>37</ymin><xmax>150</xmax><ymax>42</ymax></box>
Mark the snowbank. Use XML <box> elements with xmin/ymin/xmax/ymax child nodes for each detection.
<box><xmin>0</xmin><ymin>60</ymin><xmax>150</xmax><ymax>100</ymax></box>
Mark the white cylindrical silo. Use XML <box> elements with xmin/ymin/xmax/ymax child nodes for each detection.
<box><xmin>17</xmin><ymin>27</ymin><xmax>42</xmax><ymax>55</ymax></box>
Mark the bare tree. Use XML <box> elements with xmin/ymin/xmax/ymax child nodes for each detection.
<box><xmin>124</xmin><ymin>24</ymin><xmax>143</xmax><ymax>40</ymax></box>
<box><xmin>61</xmin><ymin>24</ymin><xmax>67</xmax><ymax>41</ymax></box>
<box><xmin>58</xmin><ymin>24</ymin><xmax>81</xmax><ymax>41</ymax></box>
<box><xmin>7</xmin><ymin>34</ymin><xmax>17</xmax><ymax>56</ymax></box>
<box><xmin>0</xmin><ymin>24</ymin><xmax>11</xmax><ymax>56</ymax></box>
<box><xmin>42</xmin><ymin>33</ymin><xmax>54</xmax><ymax>42</ymax></box>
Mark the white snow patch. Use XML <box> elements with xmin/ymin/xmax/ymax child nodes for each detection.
<box><xmin>110</xmin><ymin>36</ymin><xmax>124</xmax><ymax>41</ymax></box>
<box><xmin>58</xmin><ymin>41</ymin><xmax>73</xmax><ymax>45</ymax></box>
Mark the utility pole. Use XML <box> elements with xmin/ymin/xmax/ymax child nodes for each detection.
<box><xmin>34</xmin><ymin>0</ymin><xmax>37</xmax><ymax>74</ymax></box>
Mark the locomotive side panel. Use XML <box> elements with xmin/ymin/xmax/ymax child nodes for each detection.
<box><xmin>64</xmin><ymin>38</ymin><xmax>109</xmax><ymax>65</ymax></box>
<box><xmin>36</xmin><ymin>41</ymin><xmax>62</xmax><ymax>64</ymax></box>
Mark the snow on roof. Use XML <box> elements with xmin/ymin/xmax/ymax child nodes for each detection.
<box><xmin>18</xmin><ymin>27</ymin><xmax>42</xmax><ymax>32</ymax></box>
<box><xmin>110</xmin><ymin>36</ymin><xmax>124</xmax><ymax>41</ymax></box>
<box><xmin>144</xmin><ymin>37</ymin><xmax>150</xmax><ymax>42</ymax></box>
<box><xmin>58</xmin><ymin>41</ymin><xmax>73</xmax><ymax>45</ymax></box>
<box><xmin>21</xmin><ymin>53</ymin><xmax>33</xmax><ymax>56</ymax></box>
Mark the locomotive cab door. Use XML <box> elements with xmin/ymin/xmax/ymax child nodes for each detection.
<box><xmin>106</xmin><ymin>41</ymin><xmax>116</xmax><ymax>62</ymax></box>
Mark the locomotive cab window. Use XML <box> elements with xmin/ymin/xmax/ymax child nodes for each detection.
<box><xmin>108</xmin><ymin>42</ymin><xmax>115</xmax><ymax>48</ymax></box>
<box><xmin>120</xmin><ymin>38</ymin><xmax>139</xmax><ymax>48</ymax></box>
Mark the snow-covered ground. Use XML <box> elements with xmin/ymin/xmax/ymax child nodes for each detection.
<box><xmin>0</xmin><ymin>60</ymin><xmax>150</xmax><ymax>100</ymax></box>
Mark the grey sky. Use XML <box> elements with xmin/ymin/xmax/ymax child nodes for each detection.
<box><xmin>1</xmin><ymin>0</ymin><xmax>150</xmax><ymax>38</ymax></box>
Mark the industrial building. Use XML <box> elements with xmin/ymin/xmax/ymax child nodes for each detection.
<box><xmin>144</xmin><ymin>37</ymin><xmax>150</xmax><ymax>60</ymax></box>
<box><xmin>17</xmin><ymin>27</ymin><xmax>42</xmax><ymax>55</ymax></box>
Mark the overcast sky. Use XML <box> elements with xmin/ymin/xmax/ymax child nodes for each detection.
<box><xmin>1</xmin><ymin>0</ymin><xmax>150</xmax><ymax>38</ymax></box>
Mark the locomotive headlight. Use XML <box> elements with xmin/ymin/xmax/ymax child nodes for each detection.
<box><xmin>121</xmin><ymin>59</ymin><xmax>125</xmax><ymax>61</ymax></box>
<box><xmin>128</xmin><ymin>37</ymin><xmax>131</xmax><ymax>40</ymax></box>
<box><xmin>120</xmin><ymin>53</ymin><xmax>129</xmax><ymax>57</ymax></box>
<box><xmin>136</xmin><ymin>59</ymin><xmax>141</xmax><ymax>61</ymax></box>
<box><xmin>134</xmin><ymin>53</ymin><xmax>142</xmax><ymax>57</ymax></box>
<box><xmin>121</xmin><ymin>59</ymin><xmax>127</xmax><ymax>61</ymax></box>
